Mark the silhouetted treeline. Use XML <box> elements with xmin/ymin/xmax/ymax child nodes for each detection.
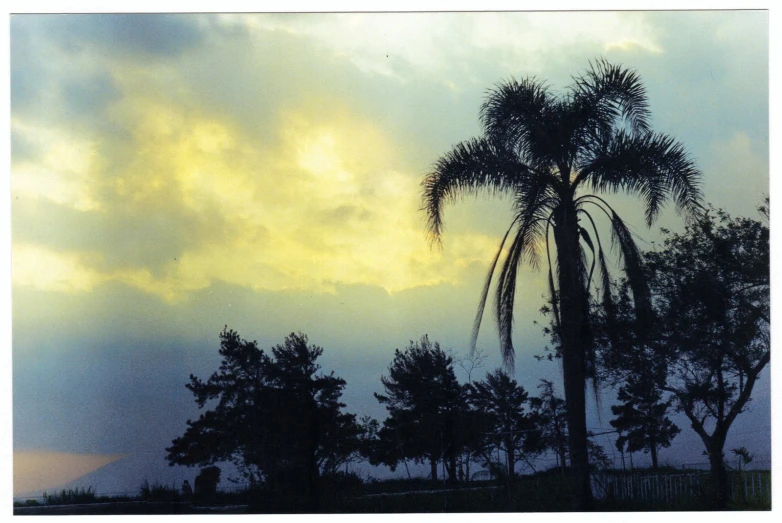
<box><xmin>166</xmin><ymin>205</ymin><xmax>768</xmax><ymax>512</ymax></box>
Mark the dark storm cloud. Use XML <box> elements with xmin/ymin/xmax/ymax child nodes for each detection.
<box><xmin>61</xmin><ymin>72</ymin><xmax>121</xmax><ymax>119</ymax></box>
<box><xmin>11</xmin><ymin>14</ymin><xmax>202</xmax><ymax>128</ymax></box>
<box><xmin>49</xmin><ymin>14</ymin><xmax>206</xmax><ymax>59</ymax></box>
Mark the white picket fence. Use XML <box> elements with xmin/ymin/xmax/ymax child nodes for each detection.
<box><xmin>591</xmin><ymin>471</ymin><xmax>770</xmax><ymax>506</ymax></box>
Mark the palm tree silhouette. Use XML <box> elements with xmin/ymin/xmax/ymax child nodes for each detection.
<box><xmin>422</xmin><ymin>59</ymin><xmax>701</xmax><ymax>509</ymax></box>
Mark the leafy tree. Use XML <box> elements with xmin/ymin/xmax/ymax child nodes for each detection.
<box><xmin>599</xmin><ymin>205</ymin><xmax>769</xmax><ymax>507</ymax></box>
<box><xmin>609</xmin><ymin>368</ymin><xmax>680</xmax><ymax>470</ymax></box>
<box><xmin>645</xmin><ymin>206</ymin><xmax>769</xmax><ymax>508</ymax></box>
<box><xmin>530</xmin><ymin>380</ymin><xmax>611</xmax><ymax>473</ymax></box>
<box><xmin>467</xmin><ymin>369</ymin><xmax>541</xmax><ymax>481</ymax></box>
<box><xmin>531</xmin><ymin>380</ymin><xmax>569</xmax><ymax>471</ymax></box>
<box><xmin>421</xmin><ymin>59</ymin><xmax>701</xmax><ymax>508</ymax></box>
<box><xmin>373</xmin><ymin>335</ymin><xmax>466</xmax><ymax>482</ymax></box>
<box><xmin>166</xmin><ymin>329</ymin><xmax>362</xmax><ymax>504</ymax></box>
<box><xmin>453</xmin><ymin>348</ymin><xmax>490</xmax><ymax>480</ymax></box>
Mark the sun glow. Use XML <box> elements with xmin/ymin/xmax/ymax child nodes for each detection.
<box><xmin>14</xmin><ymin>452</ymin><xmax>128</xmax><ymax>497</ymax></box>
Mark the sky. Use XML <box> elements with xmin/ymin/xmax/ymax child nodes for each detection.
<box><xmin>6</xmin><ymin>9</ymin><xmax>772</xmax><ymax>499</ymax></box>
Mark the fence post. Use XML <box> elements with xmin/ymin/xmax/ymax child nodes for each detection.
<box><xmin>752</xmin><ymin>473</ymin><xmax>756</xmax><ymax>498</ymax></box>
<box><xmin>689</xmin><ymin>474</ymin><xmax>693</xmax><ymax>497</ymax></box>
<box><xmin>665</xmin><ymin>475</ymin><xmax>669</xmax><ymax>505</ymax></box>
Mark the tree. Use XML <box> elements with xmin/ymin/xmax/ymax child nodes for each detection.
<box><xmin>530</xmin><ymin>380</ymin><xmax>612</xmax><ymax>474</ymax></box>
<box><xmin>421</xmin><ymin>59</ymin><xmax>701</xmax><ymax>508</ymax></box>
<box><xmin>609</xmin><ymin>368</ymin><xmax>680</xmax><ymax>470</ymax></box>
<box><xmin>641</xmin><ymin>206</ymin><xmax>770</xmax><ymax>508</ymax></box>
<box><xmin>531</xmin><ymin>380</ymin><xmax>569</xmax><ymax>471</ymax></box>
<box><xmin>166</xmin><ymin>329</ymin><xmax>362</xmax><ymax>505</ymax></box>
<box><xmin>453</xmin><ymin>348</ymin><xmax>490</xmax><ymax>480</ymax></box>
<box><xmin>467</xmin><ymin>369</ymin><xmax>541</xmax><ymax>481</ymax></box>
<box><xmin>373</xmin><ymin>335</ymin><xmax>466</xmax><ymax>482</ymax></box>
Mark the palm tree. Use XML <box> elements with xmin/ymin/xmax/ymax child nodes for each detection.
<box><xmin>421</xmin><ymin>59</ymin><xmax>701</xmax><ymax>509</ymax></box>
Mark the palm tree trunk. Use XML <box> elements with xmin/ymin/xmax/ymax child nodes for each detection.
<box><xmin>553</xmin><ymin>201</ymin><xmax>593</xmax><ymax>510</ymax></box>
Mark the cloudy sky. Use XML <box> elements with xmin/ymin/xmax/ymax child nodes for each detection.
<box><xmin>8</xmin><ymin>10</ymin><xmax>770</xmax><ymax>497</ymax></box>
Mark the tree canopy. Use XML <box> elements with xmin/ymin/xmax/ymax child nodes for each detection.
<box><xmin>166</xmin><ymin>329</ymin><xmax>363</xmax><ymax>501</ymax></box>
<box><xmin>467</xmin><ymin>369</ymin><xmax>541</xmax><ymax>480</ymax></box>
<box><xmin>598</xmin><ymin>204</ymin><xmax>769</xmax><ymax>507</ymax></box>
<box><xmin>371</xmin><ymin>335</ymin><xmax>466</xmax><ymax>482</ymax></box>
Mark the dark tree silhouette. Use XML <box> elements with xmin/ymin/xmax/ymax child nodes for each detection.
<box><xmin>422</xmin><ymin>59</ymin><xmax>701</xmax><ymax>508</ymax></box>
<box><xmin>373</xmin><ymin>335</ymin><xmax>466</xmax><ymax>482</ymax></box>
<box><xmin>609</xmin><ymin>369</ymin><xmax>680</xmax><ymax>470</ymax></box>
<box><xmin>467</xmin><ymin>369</ymin><xmax>541</xmax><ymax>481</ymax></box>
<box><xmin>166</xmin><ymin>329</ymin><xmax>362</xmax><ymax>506</ymax></box>
<box><xmin>530</xmin><ymin>379</ymin><xmax>569</xmax><ymax>471</ymax></box>
<box><xmin>530</xmin><ymin>380</ymin><xmax>610</xmax><ymax>474</ymax></box>
<box><xmin>642</xmin><ymin>206</ymin><xmax>769</xmax><ymax>508</ymax></box>
<box><xmin>194</xmin><ymin>466</ymin><xmax>221</xmax><ymax>504</ymax></box>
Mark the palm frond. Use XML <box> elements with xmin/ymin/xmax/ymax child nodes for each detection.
<box><xmin>581</xmin><ymin>131</ymin><xmax>703</xmax><ymax>225</ymax></box>
<box><xmin>470</xmin><ymin>218</ymin><xmax>519</xmax><ymax>353</ymax></box>
<box><xmin>495</xmin><ymin>227</ymin><xmax>526</xmax><ymax>370</ymax></box>
<box><xmin>606</xmin><ymin>206</ymin><xmax>653</xmax><ymax>336</ymax></box>
<box><xmin>576</xmin><ymin>207</ymin><xmax>613</xmax><ymax>410</ymax></box>
<box><xmin>494</xmin><ymin>207</ymin><xmax>549</xmax><ymax>370</ymax></box>
<box><xmin>545</xmin><ymin>215</ymin><xmax>562</xmax><ymax>336</ymax></box>
<box><xmin>577</xmin><ymin>207</ymin><xmax>614</xmax><ymax>317</ymax></box>
<box><xmin>570</xmin><ymin>58</ymin><xmax>651</xmax><ymax>135</ymax></box>
<box><xmin>480</xmin><ymin>77</ymin><xmax>560</xmax><ymax>169</ymax></box>
<box><xmin>422</xmin><ymin>137</ymin><xmax>532</xmax><ymax>245</ymax></box>
<box><xmin>579</xmin><ymin>226</ymin><xmax>597</xmax><ymax>294</ymax></box>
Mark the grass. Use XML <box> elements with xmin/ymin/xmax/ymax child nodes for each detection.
<box><xmin>139</xmin><ymin>480</ymin><xmax>181</xmax><ymax>502</ymax></box>
<box><xmin>42</xmin><ymin>487</ymin><xmax>98</xmax><ymax>505</ymax></box>
<box><xmin>13</xmin><ymin>469</ymin><xmax>771</xmax><ymax>514</ymax></box>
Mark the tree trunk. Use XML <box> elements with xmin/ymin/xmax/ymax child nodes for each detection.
<box><xmin>430</xmin><ymin>457</ymin><xmax>438</xmax><ymax>481</ymax></box>
<box><xmin>447</xmin><ymin>453</ymin><xmax>457</xmax><ymax>482</ymax></box>
<box><xmin>506</xmin><ymin>439</ymin><xmax>515</xmax><ymax>483</ymax></box>
<box><xmin>650</xmin><ymin>444</ymin><xmax>658</xmax><ymax>470</ymax></box>
<box><xmin>707</xmin><ymin>438</ymin><xmax>730</xmax><ymax>509</ymax></box>
<box><xmin>553</xmin><ymin>201</ymin><xmax>593</xmax><ymax>510</ymax></box>
<box><xmin>307</xmin><ymin>397</ymin><xmax>320</xmax><ymax>511</ymax></box>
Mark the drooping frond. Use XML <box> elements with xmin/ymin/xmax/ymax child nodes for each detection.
<box><xmin>579</xmin><ymin>130</ymin><xmax>703</xmax><ymax>226</ymax></box>
<box><xmin>494</xmin><ymin>226</ymin><xmax>526</xmax><ymax>371</ymax></box>
<box><xmin>575</xmin><ymin>206</ymin><xmax>615</xmax><ymax>409</ymax></box>
<box><xmin>469</xmin><ymin>172</ymin><xmax>558</xmax><ymax>357</ymax></box>
<box><xmin>470</xmin><ymin>218</ymin><xmax>519</xmax><ymax>354</ymax></box>
<box><xmin>494</xmin><ymin>204</ymin><xmax>551</xmax><ymax>370</ymax></box>
<box><xmin>579</xmin><ymin>226</ymin><xmax>597</xmax><ymax>294</ymax></box>
<box><xmin>422</xmin><ymin>137</ymin><xmax>533</xmax><ymax>245</ymax></box>
<box><xmin>586</xmin><ymin>196</ymin><xmax>653</xmax><ymax>336</ymax></box>
<box><xmin>570</xmin><ymin>58</ymin><xmax>651</xmax><ymax>136</ymax></box>
<box><xmin>577</xmin><ymin>207</ymin><xmax>614</xmax><ymax>317</ymax></box>
<box><xmin>545</xmin><ymin>216</ymin><xmax>561</xmax><ymax>336</ymax></box>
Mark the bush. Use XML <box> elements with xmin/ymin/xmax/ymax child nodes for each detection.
<box><xmin>139</xmin><ymin>480</ymin><xmax>180</xmax><ymax>502</ymax></box>
<box><xmin>42</xmin><ymin>487</ymin><xmax>97</xmax><ymax>505</ymax></box>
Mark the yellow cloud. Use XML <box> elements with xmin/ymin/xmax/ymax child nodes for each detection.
<box><xmin>11</xmin><ymin>119</ymin><xmax>101</xmax><ymax>212</ymax></box>
<box><xmin>13</xmin><ymin>244</ymin><xmax>103</xmax><ymax>294</ymax></box>
<box><xmin>13</xmin><ymin>84</ymin><xmax>505</xmax><ymax>301</ymax></box>
<box><xmin>14</xmin><ymin>451</ymin><xmax>127</xmax><ymax>497</ymax></box>
<box><xmin>605</xmin><ymin>38</ymin><xmax>662</xmax><ymax>54</ymax></box>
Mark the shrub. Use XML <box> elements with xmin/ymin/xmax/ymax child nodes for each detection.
<box><xmin>42</xmin><ymin>487</ymin><xmax>97</xmax><ymax>505</ymax></box>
